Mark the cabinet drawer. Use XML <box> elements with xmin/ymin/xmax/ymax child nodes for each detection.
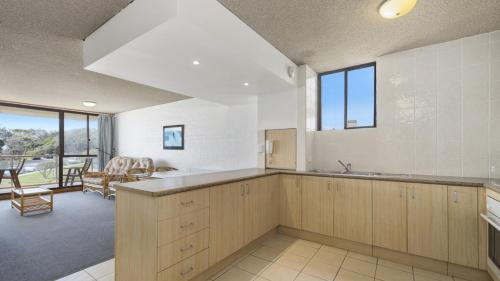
<box><xmin>158</xmin><ymin>189</ymin><xmax>210</xmax><ymax>221</ymax></box>
<box><xmin>157</xmin><ymin>249</ymin><xmax>209</xmax><ymax>281</ymax></box>
<box><xmin>158</xmin><ymin>208</ymin><xmax>209</xmax><ymax>246</ymax></box>
<box><xmin>158</xmin><ymin>229</ymin><xmax>209</xmax><ymax>271</ymax></box>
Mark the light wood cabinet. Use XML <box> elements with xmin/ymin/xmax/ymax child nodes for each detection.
<box><xmin>301</xmin><ymin>176</ymin><xmax>334</xmax><ymax>236</ymax></box>
<box><xmin>408</xmin><ymin>183</ymin><xmax>448</xmax><ymax>261</ymax></box>
<box><xmin>334</xmin><ymin>178</ymin><xmax>372</xmax><ymax>244</ymax></box>
<box><xmin>448</xmin><ymin>186</ymin><xmax>478</xmax><ymax>268</ymax></box>
<box><xmin>373</xmin><ymin>181</ymin><xmax>407</xmax><ymax>252</ymax></box>
<box><xmin>209</xmin><ymin>183</ymin><xmax>245</xmax><ymax>265</ymax></box>
<box><xmin>280</xmin><ymin>175</ymin><xmax>302</xmax><ymax>229</ymax></box>
<box><xmin>265</xmin><ymin>129</ymin><xmax>297</xmax><ymax>170</ymax></box>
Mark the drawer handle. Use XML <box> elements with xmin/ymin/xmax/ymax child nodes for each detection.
<box><xmin>180</xmin><ymin>266</ymin><xmax>194</xmax><ymax>276</ymax></box>
<box><xmin>180</xmin><ymin>222</ymin><xmax>194</xmax><ymax>229</ymax></box>
<box><xmin>180</xmin><ymin>244</ymin><xmax>194</xmax><ymax>252</ymax></box>
<box><xmin>180</xmin><ymin>200</ymin><xmax>194</xmax><ymax>206</ymax></box>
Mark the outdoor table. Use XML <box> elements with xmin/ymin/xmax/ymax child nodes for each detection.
<box><xmin>0</xmin><ymin>166</ymin><xmax>21</xmax><ymax>188</ymax></box>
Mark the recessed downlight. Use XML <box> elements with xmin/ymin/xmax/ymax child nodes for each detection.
<box><xmin>192</xmin><ymin>60</ymin><xmax>200</xmax><ymax>65</ymax></box>
<box><xmin>83</xmin><ymin>101</ymin><xmax>97</xmax><ymax>107</ymax></box>
<box><xmin>243</xmin><ymin>82</ymin><xmax>249</xmax><ymax>86</ymax></box>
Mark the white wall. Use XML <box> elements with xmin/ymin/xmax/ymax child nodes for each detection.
<box><xmin>115</xmin><ymin>98</ymin><xmax>258</xmax><ymax>171</ymax></box>
<box><xmin>257</xmin><ymin>89</ymin><xmax>298</xmax><ymax>168</ymax></box>
<box><xmin>312</xmin><ymin>30</ymin><xmax>500</xmax><ymax>178</ymax></box>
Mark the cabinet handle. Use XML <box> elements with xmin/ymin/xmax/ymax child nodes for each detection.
<box><xmin>454</xmin><ymin>191</ymin><xmax>458</xmax><ymax>203</ymax></box>
<box><xmin>180</xmin><ymin>266</ymin><xmax>194</xmax><ymax>276</ymax></box>
<box><xmin>180</xmin><ymin>222</ymin><xmax>194</xmax><ymax>229</ymax></box>
<box><xmin>180</xmin><ymin>200</ymin><xmax>194</xmax><ymax>206</ymax></box>
<box><xmin>246</xmin><ymin>184</ymin><xmax>250</xmax><ymax>195</ymax></box>
<box><xmin>399</xmin><ymin>187</ymin><xmax>403</xmax><ymax>198</ymax></box>
<box><xmin>180</xmin><ymin>244</ymin><xmax>194</xmax><ymax>252</ymax></box>
<box><xmin>412</xmin><ymin>187</ymin><xmax>415</xmax><ymax>199</ymax></box>
<box><xmin>241</xmin><ymin>185</ymin><xmax>245</xmax><ymax>196</ymax></box>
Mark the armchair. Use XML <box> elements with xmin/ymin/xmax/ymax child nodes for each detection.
<box><xmin>83</xmin><ymin>156</ymin><xmax>150</xmax><ymax>198</ymax></box>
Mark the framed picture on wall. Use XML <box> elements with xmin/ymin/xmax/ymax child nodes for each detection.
<box><xmin>163</xmin><ymin>125</ymin><xmax>184</xmax><ymax>150</ymax></box>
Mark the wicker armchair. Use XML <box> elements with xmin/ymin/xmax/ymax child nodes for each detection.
<box><xmin>83</xmin><ymin>156</ymin><xmax>154</xmax><ymax>198</ymax></box>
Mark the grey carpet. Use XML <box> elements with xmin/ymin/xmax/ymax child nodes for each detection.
<box><xmin>0</xmin><ymin>191</ymin><xmax>115</xmax><ymax>281</ymax></box>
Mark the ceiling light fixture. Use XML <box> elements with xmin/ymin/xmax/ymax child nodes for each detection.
<box><xmin>192</xmin><ymin>60</ymin><xmax>200</xmax><ymax>65</ymax></box>
<box><xmin>243</xmin><ymin>82</ymin><xmax>249</xmax><ymax>86</ymax></box>
<box><xmin>378</xmin><ymin>0</ymin><xmax>417</xmax><ymax>19</ymax></box>
<box><xmin>82</xmin><ymin>101</ymin><xmax>97</xmax><ymax>107</ymax></box>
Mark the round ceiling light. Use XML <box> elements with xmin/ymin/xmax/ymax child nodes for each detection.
<box><xmin>379</xmin><ymin>0</ymin><xmax>417</xmax><ymax>19</ymax></box>
<box><xmin>243</xmin><ymin>82</ymin><xmax>249</xmax><ymax>86</ymax></box>
<box><xmin>192</xmin><ymin>60</ymin><xmax>200</xmax><ymax>65</ymax></box>
<box><xmin>82</xmin><ymin>101</ymin><xmax>97</xmax><ymax>107</ymax></box>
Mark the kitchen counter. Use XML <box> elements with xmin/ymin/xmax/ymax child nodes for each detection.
<box><xmin>115</xmin><ymin>168</ymin><xmax>500</xmax><ymax>197</ymax></box>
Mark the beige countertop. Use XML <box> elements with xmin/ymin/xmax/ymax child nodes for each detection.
<box><xmin>115</xmin><ymin>168</ymin><xmax>500</xmax><ymax>197</ymax></box>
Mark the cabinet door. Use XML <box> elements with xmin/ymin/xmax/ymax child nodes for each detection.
<box><xmin>244</xmin><ymin>179</ymin><xmax>264</xmax><ymax>244</ymax></box>
<box><xmin>408</xmin><ymin>184</ymin><xmax>448</xmax><ymax>261</ymax></box>
<box><xmin>448</xmin><ymin>186</ymin><xmax>478</xmax><ymax>268</ymax></box>
<box><xmin>265</xmin><ymin>175</ymin><xmax>280</xmax><ymax>232</ymax></box>
<box><xmin>373</xmin><ymin>181</ymin><xmax>407</xmax><ymax>252</ymax></box>
<box><xmin>209</xmin><ymin>183</ymin><xmax>245</xmax><ymax>265</ymax></box>
<box><xmin>334</xmin><ymin>178</ymin><xmax>372</xmax><ymax>244</ymax></box>
<box><xmin>280</xmin><ymin>175</ymin><xmax>302</xmax><ymax>229</ymax></box>
<box><xmin>301</xmin><ymin>176</ymin><xmax>334</xmax><ymax>236</ymax></box>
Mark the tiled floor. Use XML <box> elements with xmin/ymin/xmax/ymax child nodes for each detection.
<box><xmin>56</xmin><ymin>234</ymin><xmax>472</xmax><ymax>281</ymax></box>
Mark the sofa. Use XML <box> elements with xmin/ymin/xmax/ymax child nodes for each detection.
<box><xmin>82</xmin><ymin>156</ymin><xmax>154</xmax><ymax>198</ymax></box>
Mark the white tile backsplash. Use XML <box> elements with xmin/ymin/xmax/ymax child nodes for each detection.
<box><xmin>312</xmin><ymin>30</ymin><xmax>500</xmax><ymax>178</ymax></box>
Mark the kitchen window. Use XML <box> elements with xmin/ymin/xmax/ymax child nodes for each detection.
<box><xmin>318</xmin><ymin>62</ymin><xmax>376</xmax><ymax>130</ymax></box>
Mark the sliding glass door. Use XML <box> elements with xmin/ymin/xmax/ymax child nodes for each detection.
<box><xmin>0</xmin><ymin>103</ymin><xmax>98</xmax><ymax>189</ymax></box>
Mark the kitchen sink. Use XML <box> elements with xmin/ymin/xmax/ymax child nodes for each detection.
<box><xmin>310</xmin><ymin>170</ymin><xmax>411</xmax><ymax>178</ymax></box>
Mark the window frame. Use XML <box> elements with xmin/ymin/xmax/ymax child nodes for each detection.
<box><xmin>317</xmin><ymin>62</ymin><xmax>377</xmax><ymax>131</ymax></box>
<box><xmin>0</xmin><ymin>101</ymin><xmax>99</xmax><ymax>188</ymax></box>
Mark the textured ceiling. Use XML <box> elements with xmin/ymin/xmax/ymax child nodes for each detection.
<box><xmin>0</xmin><ymin>0</ymin><xmax>188</xmax><ymax>113</ymax></box>
<box><xmin>0</xmin><ymin>0</ymin><xmax>131</xmax><ymax>39</ymax></box>
<box><xmin>218</xmin><ymin>0</ymin><xmax>500</xmax><ymax>72</ymax></box>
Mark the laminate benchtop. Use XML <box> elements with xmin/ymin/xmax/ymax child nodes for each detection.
<box><xmin>115</xmin><ymin>168</ymin><xmax>500</xmax><ymax>197</ymax></box>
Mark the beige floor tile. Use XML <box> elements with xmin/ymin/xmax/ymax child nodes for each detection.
<box><xmin>209</xmin><ymin>265</ymin><xmax>234</xmax><ymax>281</ymax></box>
<box><xmin>285</xmin><ymin>244</ymin><xmax>319</xmax><ymax>259</ymax></box>
<box><xmin>453</xmin><ymin>278</ymin><xmax>470</xmax><ymax>281</ymax></box>
<box><xmin>375</xmin><ymin>265</ymin><xmax>413</xmax><ymax>281</ymax></box>
<box><xmin>346</xmin><ymin>252</ymin><xmax>377</xmax><ymax>264</ymax></box>
<box><xmin>276</xmin><ymin>253</ymin><xmax>310</xmax><ymax>271</ymax></box>
<box><xmin>215</xmin><ymin>267</ymin><xmax>257</xmax><ymax>281</ymax></box>
<box><xmin>252</xmin><ymin>246</ymin><xmax>284</xmax><ymax>261</ymax></box>
<box><xmin>296</xmin><ymin>239</ymin><xmax>322</xmax><ymax>249</ymax></box>
<box><xmin>319</xmin><ymin>245</ymin><xmax>348</xmax><ymax>257</ymax></box>
<box><xmin>311</xmin><ymin>250</ymin><xmax>346</xmax><ymax>268</ymax></box>
<box><xmin>377</xmin><ymin>259</ymin><xmax>412</xmax><ymax>273</ymax></box>
<box><xmin>85</xmin><ymin>259</ymin><xmax>114</xmax><ymax>279</ymax></box>
<box><xmin>237</xmin><ymin>255</ymin><xmax>273</xmax><ymax>275</ymax></box>
<box><xmin>56</xmin><ymin>270</ymin><xmax>96</xmax><ymax>281</ymax></box>
<box><xmin>261</xmin><ymin>263</ymin><xmax>300</xmax><ymax>281</ymax></box>
<box><xmin>96</xmin><ymin>274</ymin><xmax>114</xmax><ymax>281</ymax></box>
<box><xmin>295</xmin><ymin>272</ymin><xmax>326</xmax><ymax>281</ymax></box>
<box><xmin>335</xmin><ymin>269</ymin><xmax>374</xmax><ymax>281</ymax></box>
<box><xmin>413</xmin><ymin>268</ymin><xmax>453</xmax><ymax>281</ymax></box>
<box><xmin>263</xmin><ymin>237</ymin><xmax>295</xmax><ymax>251</ymax></box>
<box><xmin>303</xmin><ymin>260</ymin><xmax>340</xmax><ymax>281</ymax></box>
<box><xmin>273</xmin><ymin>234</ymin><xmax>298</xmax><ymax>242</ymax></box>
<box><xmin>340</xmin><ymin>257</ymin><xmax>376</xmax><ymax>277</ymax></box>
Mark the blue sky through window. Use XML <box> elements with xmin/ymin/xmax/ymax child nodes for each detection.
<box><xmin>320</xmin><ymin>65</ymin><xmax>375</xmax><ymax>130</ymax></box>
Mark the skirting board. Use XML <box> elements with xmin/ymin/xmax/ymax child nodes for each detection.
<box><xmin>190</xmin><ymin>228</ymin><xmax>278</xmax><ymax>281</ymax></box>
<box><xmin>279</xmin><ymin>226</ymin><xmax>492</xmax><ymax>281</ymax></box>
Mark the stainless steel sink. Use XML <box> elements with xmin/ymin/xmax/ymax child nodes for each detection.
<box><xmin>310</xmin><ymin>170</ymin><xmax>411</xmax><ymax>178</ymax></box>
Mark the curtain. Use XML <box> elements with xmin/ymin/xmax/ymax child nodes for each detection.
<box><xmin>98</xmin><ymin>114</ymin><xmax>114</xmax><ymax>171</ymax></box>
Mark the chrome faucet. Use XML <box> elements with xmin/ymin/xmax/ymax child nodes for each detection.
<box><xmin>337</xmin><ymin>160</ymin><xmax>352</xmax><ymax>173</ymax></box>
